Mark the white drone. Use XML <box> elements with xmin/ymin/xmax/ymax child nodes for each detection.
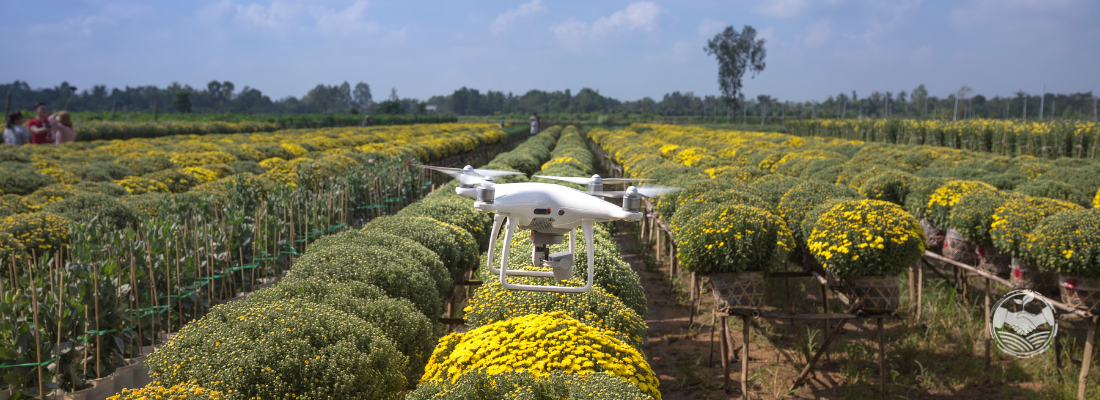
<box><xmin>418</xmin><ymin>165</ymin><xmax>678</xmax><ymax>293</ymax></box>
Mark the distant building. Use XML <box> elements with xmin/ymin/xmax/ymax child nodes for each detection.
<box><xmin>425</xmin><ymin>105</ymin><xmax>439</xmax><ymax>112</ymax></box>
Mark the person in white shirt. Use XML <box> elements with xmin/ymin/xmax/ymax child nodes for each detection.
<box><xmin>3</xmin><ymin>112</ymin><xmax>30</xmax><ymax>146</ymax></box>
<box><xmin>47</xmin><ymin>111</ymin><xmax>77</xmax><ymax>144</ymax></box>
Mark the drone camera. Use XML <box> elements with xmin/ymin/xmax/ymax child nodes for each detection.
<box><xmin>545</xmin><ymin>251</ymin><xmax>575</xmax><ymax>281</ymax></box>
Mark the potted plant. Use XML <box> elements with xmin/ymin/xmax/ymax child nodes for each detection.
<box><xmin>676</xmin><ymin>203</ymin><xmax>794</xmax><ymax>309</ymax></box>
<box><xmin>1026</xmin><ymin>209</ymin><xmax>1100</xmax><ymax>313</ymax></box>
<box><xmin>991</xmin><ymin>197</ymin><xmax>1081</xmax><ymax>295</ymax></box>
<box><xmin>948</xmin><ymin>190</ymin><xmax>1020</xmax><ymax>275</ymax></box>
<box><xmin>904</xmin><ymin>177</ymin><xmax>948</xmax><ymax>253</ymax></box>
<box><xmin>926</xmin><ymin>180</ymin><xmax>996</xmax><ymax>265</ymax></box>
<box><xmin>808</xmin><ymin>200</ymin><xmax>926</xmax><ymax>313</ymax></box>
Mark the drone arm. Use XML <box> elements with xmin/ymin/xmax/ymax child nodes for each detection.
<box><xmin>500</xmin><ymin>220</ymin><xmax>594</xmax><ymax>293</ymax></box>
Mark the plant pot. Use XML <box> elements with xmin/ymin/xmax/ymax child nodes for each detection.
<box><xmin>1060</xmin><ymin>275</ymin><xmax>1100</xmax><ymax>314</ymax></box>
<box><xmin>919</xmin><ymin>219</ymin><xmax>945</xmax><ymax>253</ymax></box>
<box><xmin>131</xmin><ymin>356</ymin><xmax>154</xmax><ymax>388</ymax></box>
<box><xmin>86</xmin><ymin>373</ymin><xmax>116</xmax><ymax>400</ymax></box>
<box><xmin>845</xmin><ymin>276</ymin><xmax>900</xmax><ymax>314</ymax></box>
<box><xmin>48</xmin><ymin>387</ymin><xmax>91</xmax><ymax>400</ymax></box>
<box><xmin>976</xmin><ymin>245</ymin><xmax>1011</xmax><ymax>276</ymax></box>
<box><xmin>942</xmin><ymin>228</ymin><xmax>978</xmax><ymax>265</ymax></box>
<box><xmin>113</xmin><ymin>360</ymin><xmax>138</xmax><ymax>393</ymax></box>
<box><xmin>1010</xmin><ymin>258</ymin><xmax>1060</xmax><ymax>296</ymax></box>
<box><xmin>708</xmin><ymin>271</ymin><xmax>765</xmax><ymax>309</ymax></box>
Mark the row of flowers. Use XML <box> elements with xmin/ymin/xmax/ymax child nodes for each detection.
<box><xmin>416</xmin><ymin>126</ymin><xmax>660</xmax><ymax>399</ymax></box>
<box><xmin>786</xmin><ymin>118</ymin><xmax>1100</xmax><ymax>160</ymax></box>
<box><xmin>110</xmin><ymin>126</ymin><xmax>660</xmax><ymax>400</ymax></box>
<box><xmin>0</xmin><ymin>124</ymin><xmax>514</xmax><ymax>399</ymax></box>
<box><xmin>591</xmin><ymin>124</ymin><xmax>1100</xmax><ymax>314</ymax></box>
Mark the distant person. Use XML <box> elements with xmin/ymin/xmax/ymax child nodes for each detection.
<box><xmin>500</xmin><ymin>120</ymin><xmax>505</xmax><ymax>129</ymax></box>
<box><xmin>48</xmin><ymin>110</ymin><xmax>77</xmax><ymax>144</ymax></box>
<box><xmin>3</xmin><ymin>111</ymin><xmax>30</xmax><ymax>146</ymax></box>
<box><xmin>361</xmin><ymin>114</ymin><xmax>373</xmax><ymax>127</ymax></box>
<box><xmin>27</xmin><ymin>102</ymin><xmax>53</xmax><ymax>144</ymax></box>
<box><xmin>529</xmin><ymin>112</ymin><xmax>540</xmax><ymax>135</ymax></box>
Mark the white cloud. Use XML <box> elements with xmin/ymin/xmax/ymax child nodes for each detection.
<box><xmin>590</xmin><ymin>2</ymin><xmax>660</xmax><ymax>36</ymax></box>
<box><xmin>802</xmin><ymin>20</ymin><xmax>832</xmax><ymax>47</ymax></box>
<box><xmin>753</xmin><ymin>0</ymin><xmax>809</xmax><ymax>18</ymax></box>
<box><xmin>29</xmin><ymin>2</ymin><xmax>151</xmax><ymax>36</ymax></box>
<box><xmin>211</xmin><ymin>1</ymin><xmax>377</xmax><ymax>36</ymax></box>
<box><xmin>697</xmin><ymin>18</ymin><xmax>725</xmax><ymax>38</ymax></box>
<box><xmin>383</xmin><ymin>27</ymin><xmax>408</xmax><ymax>45</ymax></box>
<box><xmin>550</xmin><ymin>18</ymin><xmax>588</xmax><ymax>52</ymax></box>
<box><xmin>550</xmin><ymin>2</ymin><xmax>661</xmax><ymax>51</ymax></box>
<box><xmin>491</xmin><ymin>0</ymin><xmax>547</xmax><ymax>35</ymax></box>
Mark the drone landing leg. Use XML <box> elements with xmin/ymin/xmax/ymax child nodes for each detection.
<box><xmin>487</xmin><ymin>215</ymin><xmax>553</xmax><ymax>278</ymax></box>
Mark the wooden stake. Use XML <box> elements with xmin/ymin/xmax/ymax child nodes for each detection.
<box><xmin>917</xmin><ymin>263</ymin><xmax>923</xmax><ymax>322</ymax></box>
<box><xmin>720</xmin><ymin>315</ymin><xmax>729</xmax><ymax>391</ymax></box>
<box><xmin>984</xmin><ymin>277</ymin><xmax>991</xmax><ymax>366</ymax></box>
<box><xmin>28</xmin><ymin>259</ymin><xmax>45</xmax><ymax>399</ymax></box>
<box><xmin>878</xmin><ymin>318</ymin><xmax>886</xmax><ymax>400</ymax></box>
<box><xmin>741</xmin><ymin>315</ymin><xmax>751</xmax><ymax>399</ymax></box>
<box><xmin>1078</xmin><ymin>316</ymin><xmax>1097</xmax><ymax>400</ymax></box>
<box><xmin>689</xmin><ymin>272</ymin><xmax>697</xmax><ymax>327</ymax></box>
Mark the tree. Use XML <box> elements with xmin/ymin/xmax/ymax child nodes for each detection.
<box><xmin>911</xmin><ymin>84</ymin><xmax>928</xmax><ymax>118</ymax></box>
<box><xmin>353</xmin><ymin>82</ymin><xmax>373</xmax><ymax>109</ymax></box>
<box><xmin>954</xmin><ymin>85</ymin><xmax>972</xmax><ymax>121</ymax></box>
<box><xmin>704</xmin><ymin>25</ymin><xmax>766</xmax><ymax>112</ymax></box>
<box><xmin>172</xmin><ymin>90</ymin><xmax>192</xmax><ymax>113</ymax></box>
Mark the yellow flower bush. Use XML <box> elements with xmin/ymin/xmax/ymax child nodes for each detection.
<box><xmin>464</xmin><ymin>276</ymin><xmax>647</xmax><ymax>348</ymax></box>
<box><xmin>808</xmin><ymin>200</ymin><xmax>925</xmax><ymax>278</ymax></box>
<box><xmin>115</xmin><ymin>176</ymin><xmax>171</xmax><ymax>195</ymax></box>
<box><xmin>676</xmin><ymin>204</ymin><xmax>794</xmax><ymax>274</ymax></box>
<box><xmin>1027</xmin><ymin>209</ymin><xmax>1100</xmax><ymax>279</ymax></box>
<box><xmin>420</xmin><ymin>312</ymin><xmax>660</xmax><ymax>399</ymax></box>
<box><xmin>108</xmin><ymin>380</ymin><xmax>224</xmax><ymax>400</ymax></box>
<box><xmin>0</xmin><ymin>212</ymin><xmax>72</xmax><ymax>252</ymax></box>
<box><xmin>990</xmin><ymin>196</ymin><xmax>1082</xmax><ymax>260</ymax></box>
<box><xmin>925</xmin><ymin>180</ymin><xmax>996</xmax><ymax>227</ymax></box>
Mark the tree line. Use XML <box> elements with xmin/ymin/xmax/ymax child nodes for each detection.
<box><xmin>3</xmin><ymin>80</ymin><xmax>1096</xmax><ymax>121</ymax></box>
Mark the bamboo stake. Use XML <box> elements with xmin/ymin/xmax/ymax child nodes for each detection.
<box><xmin>27</xmin><ymin>255</ymin><xmax>45</xmax><ymax>400</ymax></box>
<box><xmin>741</xmin><ymin>315</ymin><xmax>750</xmax><ymax>399</ymax></box>
<box><xmin>1078</xmin><ymin>316</ymin><xmax>1097</xmax><ymax>400</ymax></box>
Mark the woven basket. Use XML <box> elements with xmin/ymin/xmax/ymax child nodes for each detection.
<box><xmin>709</xmin><ymin>271</ymin><xmax>766</xmax><ymax>309</ymax></box>
<box><xmin>845</xmin><ymin>276</ymin><xmax>900</xmax><ymax>314</ymax></box>
<box><xmin>943</xmin><ymin>228</ymin><xmax>979</xmax><ymax>265</ymax></box>
<box><xmin>1010</xmin><ymin>258</ymin><xmax>1060</xmax><ymax>297</ymax></box>
<box><xmin>976</xmin><ymin>245</ymin><xmax>1011</xmax><ymax>276</ymax></box>
<box><xmin>1059</xmin><ymin>275</ymin><xmax>1100</xmax><ymax>314</ymax></box>
<box><xmin>920</xmin><ymin>219</ymin><xmax>945</xmax><ymax>253</ymax></box>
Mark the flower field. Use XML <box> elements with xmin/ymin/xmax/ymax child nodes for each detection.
<box><xmin>0</xmin><ymin>123</ymin><xmax>519</xmax><ymax>399</ymax></box>
<box><xmin>590</xmin><ymin>123</ymin><xmax>1099</xmax><ymax>280</ymax></box>
<box><xmin>787</xmin><ymin>118</ymin><xmax>1100</xmax><ymax>159</ymax></box>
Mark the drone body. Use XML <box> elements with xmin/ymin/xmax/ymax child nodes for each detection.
<box><xmin>418</xmin><ymin>164</ymin><xmax>676</xmax><ymax>293</ymax></box>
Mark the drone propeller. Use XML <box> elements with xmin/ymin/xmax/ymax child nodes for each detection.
<box><xmin>533</xmin><ymin>174</ymin><xmax>652</xmax><ymax>185</ymax></box>
<box><xmin>591</xmin><ymin>185</ymin><xmax>681</xmax><ymax>199</ymax></box>
<box><xmin>415</xmin><ymin>164</ymin><xmax>523</xmax><ymax>186</ymax></box>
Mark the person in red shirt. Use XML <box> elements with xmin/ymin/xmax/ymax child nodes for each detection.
<box><xmin>27</xmin><ymin>102</ymin><xmax>53</xmax><ymax>144</ymax></box>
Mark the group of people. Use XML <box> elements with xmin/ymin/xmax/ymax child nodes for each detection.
<box><xmin>3</xmin><ymin>102</ymin><xmax>77</xmax><ymax>146</ymax></box>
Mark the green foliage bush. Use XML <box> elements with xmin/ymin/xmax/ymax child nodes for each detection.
<box><xmin>288</xmin><ymin>244</ymin><xmax>442</xmax><ymax>319</ymax></box>
<box><xmin>398</xmin><ymin>194</ymin><xmax>493</xmax><ymax>251</ymax></box>
<box><xmin>246</xmin><ymin>278</ymin><xmax>434</xmax><ymax>383</ymax></box>
<box><xmin>363</xmin><ymin>215</ymin><xmax>477</xmax><ymax>281</ymax></box>
<box><xmin>947</xmin><ymin>190</ymin><xmax>1021</xmax><ymax>247</ymax></box>
<box><xmin>146</xmin><ymin>298</ymin><xmax>407</xmax><ymax>400</ymax></box>
<box><xmin>42</xmin><ymin>192</ymin><xmax>141</xmax><ymax>229</ymax></box>
<box><xmin>990</xmin><ymin>196</ymin><xmax>1082</xmax><ymax>261</ymax></box>
<box><xmin>307</xmin><ymin>229</ymin><xmax>450</xmax><ymax>297</ymax></box>
<box><xmin>778</xmin><ymin>180</ymin><xmax>861</xmax><ymax>246</ymax></box>
<box><xmin>0</xmin><ymin>162</ymin><xmax>56</xmax><ymax>195</ymax></box>
<box><xmin>858</xmin><ymin>170</ymin><xmax>918</xmax><ymax>206</ymax></box>
<box><xmin>904</xmin><ymin>177</ymin><xmax>948</xmax><ymax>221</ymax></box>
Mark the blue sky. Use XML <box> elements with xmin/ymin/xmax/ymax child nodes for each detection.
<box><xmin>3</xmin><ymin>0</ymin><xmax>1097</xmax><ymax>102</ymax></box>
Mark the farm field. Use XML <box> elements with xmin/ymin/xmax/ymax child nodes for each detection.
<box><xmin>3</xmin><ymin>121</ymin><xmax>1100</xmax><ymax>400</ymax></box>
<box><xmin>589</xmin><ymin>123</ymin><xmax>1100</xmax><ymax>399</ymax></box>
